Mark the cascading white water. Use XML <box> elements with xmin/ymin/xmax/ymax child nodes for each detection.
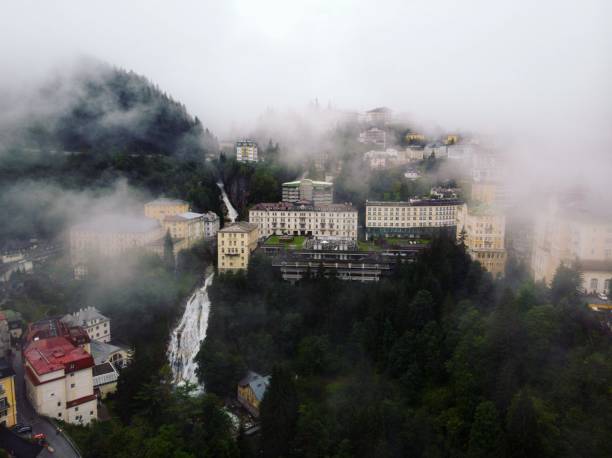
<box><xmin>217</xmin><ymin>181</ymin><xmax>238</xmax><ymax>222</ymax></box>
<box><xmin>167</xmin><ymin>273</ymin><xmax>214</xmax><ymax>388</ymax></box>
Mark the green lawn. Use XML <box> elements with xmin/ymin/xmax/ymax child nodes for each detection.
<box><xmin>264</xmin><ymin>235</ymin><xmax>306</xmax><ymax>249</ymax></box>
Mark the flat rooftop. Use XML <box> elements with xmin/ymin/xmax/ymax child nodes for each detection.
<box><xmin>251</xmin><ymin>202</ymin><xmax>356</xmax><ymax>212</ymax></box>
<box><xmin>366</xmin><ymin>199</ymin><xmax>464</xmax><ymax>207</ymax></box>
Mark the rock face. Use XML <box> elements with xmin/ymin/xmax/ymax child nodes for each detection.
<box><xmin>167</xmin><ymin>273</ymin><xmax>214</xmax><ymax>389</ymax></box>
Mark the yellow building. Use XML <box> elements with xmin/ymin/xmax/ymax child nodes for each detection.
<box><xmin>457</xmin><ymin>203</ymin><xmax>507</xmax><ymax>277</ymax></box>
<box><xmin>445</xmin><ymin>134</ymin><xmax>459</xmax><ymax>145</ymax></box>
<box><xmin>405</xmin><ymin>132</ymin><xmax>426</xmax><ymax>143</ymax></box>
<box><xmin>237</xmin><ymin>371</ymin><xmax>270</xmax><ymax>417</ymax></box>
<box><xmin>218</xmin><ymin>222</ymin><xmax>259</xmax><ymax>272</ymax></box>
<box><xmin>144</xmin><ymin>198</ymin><xmax>189</xmax><ymax>221</ymax></box>
<box><xmin>0</xmin><ymin>358</ymin><xmax>17</xmax><ymax>427</ymax></box>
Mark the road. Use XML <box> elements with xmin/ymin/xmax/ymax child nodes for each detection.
<box><xmin>11</xmin><ymin>351</ymin><xmax>81</xmax><ymax>458</ymax></box>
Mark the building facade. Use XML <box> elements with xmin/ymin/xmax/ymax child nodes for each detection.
<box><xmin>249</xmin><ymin>202</ymin><xmax>358</xmax><ymax>240</ymax></box>
<box><xmin>236</xmin><ymin>140</ymin><xmax>258</xmax><ymax>162</ymax></box>
<box><xmin>456</xmin><ymin>204</ymin><xmax>507</xmax><ymax>277</ymax></box>
<box><xmin>365</xmin><ymin>199</ymin><xmax>463</xmax><ymax>240</ymax></box>
<box><xmin>532</xmin><ymin>202</ymin><xmax>612</xmax><ymax>290</ymax></box>
<box><xmin>358</xmin><ymin>128</ymin><xmax>386</xmax><ymax>149</ymax></box>
<box><xmin>144</xmin><ymin>198</ymin><xmax>190</xmax><ymax>221</ymax></box>
<box><xmin>24</xmin><ymin>337</ymin><xmax>97</xmax><ymax>425</ymax></box>
<box><xmin>282</xmin><ymin>179</ymin><xmax>333</xmax><ymax>205</ymax></box>
<box><xmin>203</xmin><ymin>212</ymin><xmax>221</xmax><ymax>239</ymax></box>
<box><xmin>217</xmin><ymin>222</ymin><xmax>260</xmax><ymax>272</ymax></box>
<box><xmin>0</xmin><ymin>358</ymin><xmax>17</xmax><ymax>427</ymax></box>
<box><xmin>237</xmin><ymin>371</ymin><xmax>270</xmax><ymax>417</ymax></box>
<box><xmin>62</xmin><ymin>307</ymin><xmax>111</xmax><ymax>344</ymax></box>
<box><xmin>70</xmin><ymin>215</ymin><xmax>164</xmax><ymax>277</ymax></box>
<box><xmin>581</xmin><ymin>260</ymin><xmax>612</xmax><ymax>295</ymax></box>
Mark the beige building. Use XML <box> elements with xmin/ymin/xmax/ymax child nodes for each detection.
<box><xmin>236</xmin><ymin>140</ymin><xmax>258</xmax><ymax>162</ymax></box>
<box><xmin>250</xmin><ymin>202</ymin><xmax>358</xmax><ymax>240</ymax></box>
<box><xmin>456</xmin><ymin>204</ymin><xmax>507</xmax><ymax>277</ymax></box>
<box><xmin>162</xmin><ymin>211</ymin><xmax>219</xmax><ymax>246</ymax></box>
<box><xmin>581</xmin><ymin>260</ymin><xmax>612</xmax><ymax>296</ymax></box>
<box><xmin>24</xmin><ymin>337</ymin><xmax>98</xmax><ymax>425</ymax></box>
<box><xmin>144</xmin><ymin>198</ymin><xmax>189</xmax><ymax>221</ymax></box>
<box><xmin>282</xmin><ymin>179</ymin><xmax>333</xmax><ymax>205</ymax></box>
<box><xmin>218</xmin><ymin>222</ymin><xmax>259</xmax><ymax>272</ymax></box>
<box><xmin>358</xmin><ymin>128</ymin><xmax>386</xmax><ymax>149</ymax></box>
<box><xmin>532</xmin><ymin>202</ymin><xmax>612</xmax><ymax>292</ymax></box>
<box><xmin>365</xmin><ymin>199</ymin><xmax>463</xmax><ymax>240</ymax></box>
<box><xmin>62</xmin><ymin>307</ymin><xmax>111</xmax><ymax>343</ymax></box>
<box><xmin>91</xmin><ymin>341</ymin><xmax>132</xmax><ymax>399</ymax></box>
<box><xmin>70</xmin><ymin>215</ymin><xmax>164</xmax><ymax>277</ymax></box>
<box><xmin>360</xmin><ymin>107</ymin><xmax>393</xmax><ymax>125</ymax></box>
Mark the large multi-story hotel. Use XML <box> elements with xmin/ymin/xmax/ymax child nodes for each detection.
<box><xmin>249</xmin><ymin>202</ymin><xmax>358</xmax><ymax>240</ymax></box>
<box><xmin>281</xmin><ymin>179</ymin><xmax>333</xmax><ymax>206</ymax></box>
<box><xmin>217</xmin><ymin>222</ymin><xmax>259</xmax><ymax>272</ymax></box>
<box><xmin>456</xmin><ymin>204</ymin><xmax>507</xmax><ymax>277</ymax></box>
<box><xmin>70</xmin><ymin>215</ymin><xmax>164</xmax><ymax>277</ymax></box>
<box><xmin>365</xmin><ymin>199</ymin><xmax>463</xmax><ymax>239</ymax></box>
<box><xmin>532</xmin><ymin>199</ymin><xmax>612</xmax><ymax>294</ymax></box>
<box><xmin>236</xmin><ymin>140</ymin><xmax>258</xmax><ymax>162</ymax></box>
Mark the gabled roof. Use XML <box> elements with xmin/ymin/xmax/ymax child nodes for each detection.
<box><xmin>238</xmin><ymin>371</ymin><xmax>270</xmax><ymax>402</ymax></box>
<box><xmin>62</xmin><ymin>306</ymin><xmax>109</xmax><ymax>327</ymax></box>
<box><xmin>90</xmin><ymin>340</ymin><xmax>124</xmax><ymax>365</ymax></box>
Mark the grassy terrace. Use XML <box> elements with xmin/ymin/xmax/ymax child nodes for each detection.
<box><xmin>264</xmin><ymin>235</ymin><xmax>306</xmax><ymax>249</ymax></box>
<box><xmin>358</xmin><ymin>238</ymin><xmax>430</xmax><ymax>252</ymax></box>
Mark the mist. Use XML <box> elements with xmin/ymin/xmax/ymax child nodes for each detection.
<box><xmin>2</xmin><ymin>1</ymin><xmax>609</xmax><ymax>203</ymax></box>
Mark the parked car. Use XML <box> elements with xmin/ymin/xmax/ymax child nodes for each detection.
<box><xmin>597</xmin><ymin>292</ymin><xmax>609</xmax><ymax>301</ymax></box>
<box><xmin>15</xmin><ymin>425</ymin><xmax>32</xmax><ymax>434</ymax></box>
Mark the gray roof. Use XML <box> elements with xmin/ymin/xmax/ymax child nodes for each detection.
<box><xmin>145</xmin><ymin>198</ymin><xmax>188</xmax><ymax>206</ymax></box>
<box><xmin>239</xmin><ymin>371</ymin><xmax>270</xmax><ymax>402</ymax></box>
<box><xmin>62</xmin><ymin>306</ymin><xmax>109</xmax><ymax>327</ymax></box>
<box><xmin>90</xmin><ymin>340</ymin><xmax>124</xmax><ymax>365</ymax></box>
<box><xmin>93</xmin><ymin>361</ymin><xmax>116</xmax><ymax>377</ymax></box>
<box><xmin>219</xmin><ymin>222</ymin><xmax>259</xmax><ymax>233</ymax></box>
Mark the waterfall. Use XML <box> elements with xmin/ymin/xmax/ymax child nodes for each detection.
<box><xmin>167</xmin><ymin>273</ymin><xmax>214</xmax><ymax>389</ymax></box>
<box><xmin>217</xmin><ymin>181</ymin><xmax>238</xmax><ymax>222</ymax></box>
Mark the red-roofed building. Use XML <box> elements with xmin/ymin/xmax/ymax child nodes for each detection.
<box><xmin>24</xmin><ymin>337</ymin><xmax>97</xmax><ymax>425</ymax></box>
<box><xmin>24</xmin><ymin>318</ymin><xmax>91</xmax><ymax>352</ymax></box>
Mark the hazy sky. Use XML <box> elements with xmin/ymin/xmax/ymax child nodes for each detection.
<box><xmin>1</xmin><ymin>0</ymin><xmax>611</xmax><ymax>146</ymax></box>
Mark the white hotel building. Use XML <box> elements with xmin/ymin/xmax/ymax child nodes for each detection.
<box><xmin>365</xmin><ymin>199</ymin><xmax>464</xmax><ymax>239</ymax></box>
<box><xmin>249</xmin><ymin>202</ymin><xmax>358</xmax><ymax>240</ymax></box>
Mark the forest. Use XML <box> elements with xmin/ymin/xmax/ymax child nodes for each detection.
<box><xmin>197</xmin><ymin>240</ymin><xmax>612</xmax><ymax>458</ymax></box>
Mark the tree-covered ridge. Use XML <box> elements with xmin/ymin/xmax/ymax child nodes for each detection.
<box><xmin>17</xmin><ymin>61</ymin><xmax>217</xmax><ymax>159</ymax></box>
<box><xmin>198</xmin><ymin>241</ymin><xmax>612</xmax><ymax>458</ymax></box>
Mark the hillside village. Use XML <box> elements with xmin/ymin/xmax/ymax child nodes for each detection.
<box><xmin>1</xmin><ymin>99</ymin><xmax>611</xmax><ymax>455</ymax></box>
